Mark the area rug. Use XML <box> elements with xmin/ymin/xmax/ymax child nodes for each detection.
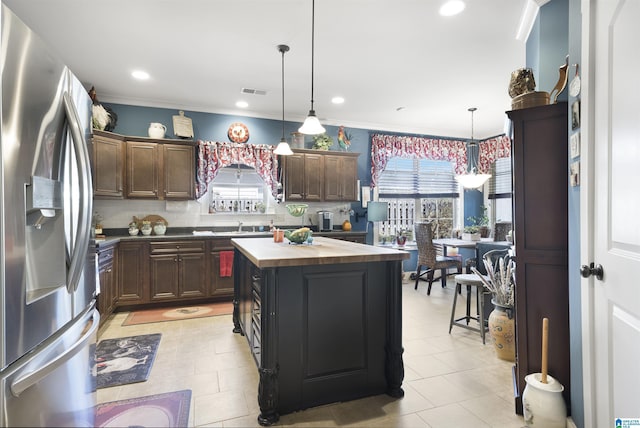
<box><xmin>95</xmin><ymin>389</ymin><xmax>191</xmax><ymax>427</ymax></box>
<box><xmin>96</xmin><ymin>333</ymin><xmax>162</xmax><ymax>389</ymax></box>
<box><xmin>122</xmin><ymin>302</ymin><xmax>234</xmax><ymax>326</ymax></box>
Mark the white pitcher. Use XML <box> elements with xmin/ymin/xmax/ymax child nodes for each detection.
<box><xmin>148</xmin><ymin>122</ymin><xmax>166</xmax><ymax>139</ymax></box>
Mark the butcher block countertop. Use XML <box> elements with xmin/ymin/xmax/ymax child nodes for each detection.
<box><xmin>230</xmin><ymin>236</ymin><xmax>409</xmax><ymax>268</ymax></box>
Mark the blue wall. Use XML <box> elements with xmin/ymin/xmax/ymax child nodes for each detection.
<box><xmin>528</xmin><ymin>1</ymin><xmax>584</xmax><ymax>425</ymax></box>
<box><xmin>105</xmin><ymin>103</ymin><xmax>484</xmax><ymax>235</ymax></box>
<box><xmin>567</xmin><ymin>0</ymin><xmax>583</xmax><ymax>425</ymax></box>
<box><xmin>529</xmin><ymin>0</ymin><xmax>570</xmax><ymax>104</ymax></box>
<box><xmin>106</xmin><ymin>103</ymin><xmax>374</xmax><ymax>231</ymax></box>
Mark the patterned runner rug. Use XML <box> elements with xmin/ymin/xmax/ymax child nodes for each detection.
<box><xmin>95</xmin><ymin>389</ymin><xmax>191</xmax><ymax>427</ymax></box>
<box><xmin>122</xmin><ymin>302</ymin><xmax>233</xmax><ymax>326</ymax></box>
<box><xmin>95</xmin><ymin>333</ymin><xmax>161</xmax><ymax>389</ymax></box>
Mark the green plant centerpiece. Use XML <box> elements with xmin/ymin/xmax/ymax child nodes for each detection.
<box><xmin>465</xmin><ymin>205</ymin><xmax>490</xmax><ymax>237</ymax></box>
<box><xmin>312</xmin><ymin>133</ymin><xmax>333</xmax><ymax>150</ymax></box>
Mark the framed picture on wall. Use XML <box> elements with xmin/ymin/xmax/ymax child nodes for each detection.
<box><xmin>571</xmin><ymin>100</ymin><xmax>581</xmax><ymax>130</ymax></box>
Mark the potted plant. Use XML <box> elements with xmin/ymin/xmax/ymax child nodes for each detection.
<box><xmin>472</xmin><ymin>252</ymin><xmax>516</xmax><ymax>361</ymax></box>
<box><xmin>466</xmin><ymin>205</ymin><xmax>490</xmax><ymax>239</ymax></box>
<box><xmin>312</xmin><ymin>133</ymin><xmax>333</xmax><ymax>150</ymax></box>
<box><xmin>462</xmin><ymin>225</ymin><xmax>481</xmax><ymax>241</ymax></box>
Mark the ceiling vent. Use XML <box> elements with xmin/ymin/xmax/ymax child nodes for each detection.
<box><xmin>241</xmin><ymin>88</ymin><xmax>267</xmax><ymax>96</ymax></box>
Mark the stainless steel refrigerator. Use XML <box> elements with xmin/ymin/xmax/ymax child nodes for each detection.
<box><xmin>0</xmin><ymin>4</ymin><xmax>99</xmax><ymax>426</ymax></box>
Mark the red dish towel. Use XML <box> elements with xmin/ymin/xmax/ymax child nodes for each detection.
<box><xmin>219</xmin><ymin>251</ymin><xmax>234</xmax><ymax>277</ymax></box>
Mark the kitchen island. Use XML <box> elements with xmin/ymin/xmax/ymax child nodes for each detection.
<box><xmin>231</xmin><ymin>237</ymin><xmax>409</xmax><ymax>426</ymax></box>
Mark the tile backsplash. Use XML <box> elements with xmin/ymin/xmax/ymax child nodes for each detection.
<box><xmin>93</xmin><ymin>198</ymin><xmax>354</xmax><ymax>231</ymax></box>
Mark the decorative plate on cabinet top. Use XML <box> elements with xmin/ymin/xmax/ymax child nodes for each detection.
<box><xmin>227</xmin><ymin>122</ymin><xmax>249</xmax><ymax>143</ymax></box>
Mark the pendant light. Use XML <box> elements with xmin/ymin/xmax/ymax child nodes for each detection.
<box><xmin>455</xmin><ymin>107</ymin><xmax>491</xmax><ymax>189</ymax></box>
<box><xmin>274</xmin><ymin>44</ymin><xmax>294</xmax><ymax>155</ymax></box>
<box><xmin>298</xmin><ymin>0</ymin><xmax>326</xmax><ymax>135</ymax></box>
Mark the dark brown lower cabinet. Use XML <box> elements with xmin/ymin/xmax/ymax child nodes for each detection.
<box><xmin>117</xmin><ymin>240</ymin><xmax>148</xmax><ymax>304</ymax></box>
<box><xmin>103</xmin><ymin>237</ymin><xmax>236</xmax><ymax>313</ymax></box>
<box><xmin>209</xmin><ymin>238</ymin><xmax>235</xmax><ymax>297</ymax></box>
<box><xmin>97</xmin><ymin>243</ymin><xmax>117</xmax><ymax>325</ymax></box>
<box><xmin>149</xmin><ymin>240</ymin><xmax>206</xmax><ymax>301</ymax></box>
<box><xmin>507</xmin><ymin>102</ymin><xmax>570</xmax><ymax>415</ymax></box>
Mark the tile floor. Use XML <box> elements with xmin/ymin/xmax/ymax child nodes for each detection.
<box><xmin>97</xmin><ymin>276</ymin><xmax>525</xmax><ymax>427</ymax></box>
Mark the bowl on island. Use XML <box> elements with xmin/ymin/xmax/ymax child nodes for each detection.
<box><xmin>285</xmin><ymin>204</ymin><xmax>308</xmax><ymax>217</ymax></box>
<box><xmin>284</xmin><ymin>228</ymin><xmax>312</xmax><ymax>244</ymax></box>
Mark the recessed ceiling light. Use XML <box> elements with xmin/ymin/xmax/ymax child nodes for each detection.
<box><xmin>331</xmin><ymin>96</ymin><xmax>345</xmax><ymax>104</ymax></box>
<box><xmin>131</xmin><ymin>70</ymin><xmax>150</xmax><ymax>80</ymax></box>
<box><xmin>439</xmin><ymin>0</ymin><xmax>465</xmax><ymax>16</ymax></box>
<box><xmin>236</xmin><ymin>101</ymin><xmax>249</xmax><ymax>108</ymax></box>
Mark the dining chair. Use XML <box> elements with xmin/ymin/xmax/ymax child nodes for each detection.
<box><xmin>493</xmin><ymin>221</ymin><xmax>512</xmax><ymax>242</ymax></box>
<box><xmin>450</xmin><ymin>244</ymin><xmax>511</xmax><ymax>343</ymax></box>
<box><xmin>413</xmin><ymin>222</ymin><xmax>462</xmax><ymax>294</ymax></box>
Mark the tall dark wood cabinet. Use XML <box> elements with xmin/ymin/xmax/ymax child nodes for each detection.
<box><xmin>507</xmin><ymin>102</ymin><xmax>570</xmax><ymax>415</ymax></box>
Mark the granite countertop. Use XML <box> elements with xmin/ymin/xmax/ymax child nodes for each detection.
<box><xmin>95</xmin><ymin>229</ymin><xmax>366</xmax><ymax>249</ymax></box>
<box><xmin>231</xmin><ymin>236</ymin><xmax>409</xmax><ymax>268</ymax></box>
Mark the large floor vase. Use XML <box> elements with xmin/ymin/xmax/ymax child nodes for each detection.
<box><xmin>488</xmin><ymin>301</ymin><xmax>516</xmax><ymax>361</ymax></box>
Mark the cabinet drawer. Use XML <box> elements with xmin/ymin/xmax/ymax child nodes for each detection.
<box><xmin>149</xmin><ymin>241</ymin><xmax>205</xmax><ymax>254</ymax></box>
<box><xmin>251</xmin><ymin>269</ymin><xmax>262</xmax><ymax>294</ymax></box>
<box><xmin>251</xmin><ymin>319</ymin><xmax>261</xmax><ymax>365</ymax></box>
<box><xmin>209</xmin><ymin>238</ymin><xmax>233</xmax><ymax>251</ymax></box>
<box><xmin>98</xmin><ymin>247</ymin><xmax>115</xmax><ymax>271</ymax></box>
<box><xmin>252</xmin><ymin>290</ymin><xmax>261</xmax><ymax>317</ymax></box>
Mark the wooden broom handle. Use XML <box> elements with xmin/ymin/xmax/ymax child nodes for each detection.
<box><xmin>541</xmin><ymin>317</ymin><xmax>549</xmax><ymax>384</ymax></box>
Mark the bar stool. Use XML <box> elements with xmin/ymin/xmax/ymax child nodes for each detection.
<box><xmin>449</xmin><ymin>273</ymin><xmax>490</xmax><ymax>343</ymax></box>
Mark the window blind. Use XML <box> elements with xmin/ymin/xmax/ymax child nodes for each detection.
<box><xmin>489</xmin><ymin>157</ymin><xmax>512</xmax><ymax>199</ymax></box>
<box><xmin>378</xmin><ymin>158</ymin><xmax>459</xmax><ymax>197</ymax></box>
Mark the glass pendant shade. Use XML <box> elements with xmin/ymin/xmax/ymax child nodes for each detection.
<box><xmin>299</xmin><ymin>110</ymin><xmax>325</xmax><ymax>135</ymax></box>
<box><xmin>275</xmin><ymin>44</ymin><xmax>293</xmax><ymax>156</ymax></box>
<box><xmin>456</xmin><ymin>106</ymin><xmax>491</xmax><ymax>189</ymax></box>
<box><xmin>274</xmin><ymin>138</ymin><xmax>294</xmax><ymax>155</ymax></box>
<box><xmin>455</xmin><ymin>169</ymin><xmax>491</xmax><ymax>189</ymax></box>
<box><xmin>299</xmin><ymin>0</ymin><xmax>324</xmax><ymax>135</ymax></box>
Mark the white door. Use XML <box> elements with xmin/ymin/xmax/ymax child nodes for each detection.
<box><xmin>581</xmin><ymin>0</ymin><xmax>640</xmax><ymax>426</ymax></box>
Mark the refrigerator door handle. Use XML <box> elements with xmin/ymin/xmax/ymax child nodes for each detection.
<box><xmin>63</xmin><ymin>91</ymin><xmax>93</xmax><ymax>293</ymax></box>
<box><xmin>10</xmin><ymin>308</ymin><xmax>99</xmax><ymax>397</ymax></box>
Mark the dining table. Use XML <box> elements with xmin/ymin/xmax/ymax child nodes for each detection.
<box><xmin>433</xmin><ymin>237</ymin><xmax>513</xmax><ymax>276</ymax></box>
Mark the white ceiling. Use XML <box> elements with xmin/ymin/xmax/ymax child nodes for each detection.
<box><xmin>4</xmin><ymin>0</ymin><xmax>528</xmax><ymax>139</ymax></box>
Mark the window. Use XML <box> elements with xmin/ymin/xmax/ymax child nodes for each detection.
<box><xmin>377</xmin><ymin>158</ymin><xmax>459</xmax><ymax>240</ymax></box>
<box><xmin>488</xmin><ymin>157</ymin><xmax>512</xmax><ymax>223</ymax></box>
<box><xmin>207</xmin><ymin>165</ymin><xmax>269</xmax><ymax>214</ymax></box>
<box><xmin>378</xmin><ymin>158</ymin><xmax>459</xmax><ymax>197</ymax></box>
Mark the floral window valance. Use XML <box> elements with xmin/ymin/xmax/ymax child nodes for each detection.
<box><xmin>195</xmin><ymin>141</ymin><xmax>279</xmax><ymax>199</ymax></box>
<box><xmin>370</xmin><ymin>133</ymin><xmax>511</xmax><ymax>188</ymax></box>
<box><xmin>370</xmin><ymin>134</ymin><xmax>467</xmax><ymax>188</ymax></box>
<box><xmin>477</xmin><ymin>135</ymin><xmax>511</xmax><ymax>173</ymax></box>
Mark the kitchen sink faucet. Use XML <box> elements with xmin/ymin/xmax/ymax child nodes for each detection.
<box><xmin>238</xmin><ymin>221</ymin><xmax>243</xmax><ymax>232</ymax></box>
